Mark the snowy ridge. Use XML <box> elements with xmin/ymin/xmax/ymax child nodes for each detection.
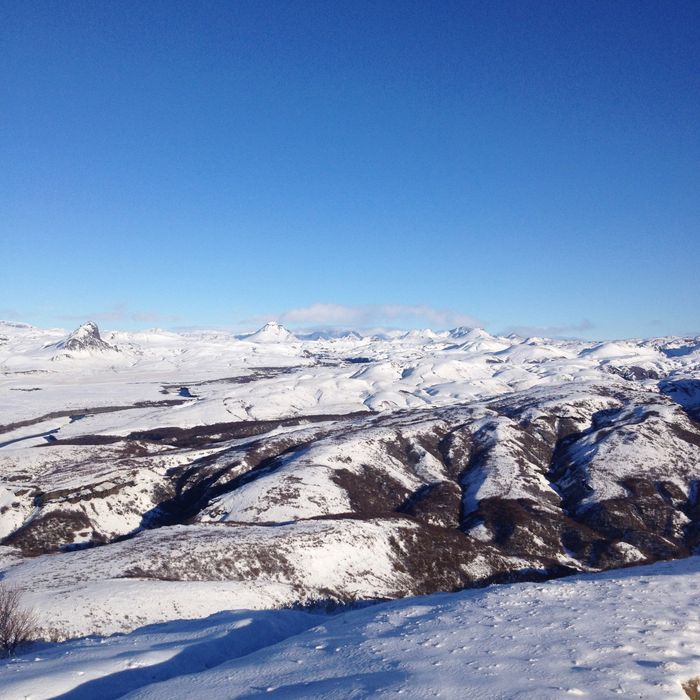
<box><xmin>0</xmin><ymin>320</ymin><xmax>699</xmax><ymax>646</ymax></box>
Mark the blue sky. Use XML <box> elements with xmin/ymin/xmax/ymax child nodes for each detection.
<box><xmin>2</xmin><ymin>0</ymin><xmax>699</xmax><ymax>338</ymax></box>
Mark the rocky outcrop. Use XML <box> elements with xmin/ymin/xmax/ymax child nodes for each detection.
<box><xmin>51</xmin><ymin>321</ymin><xmax>116</xmax><ymax>355</ymax></box>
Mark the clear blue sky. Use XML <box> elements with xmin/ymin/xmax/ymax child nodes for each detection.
<box><xmin>2</xmin><ymin>0</ymin><xmax>699</xmax><ymax>338</ymax></box>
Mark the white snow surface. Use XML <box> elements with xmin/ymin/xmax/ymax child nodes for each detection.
<box><xmin>2</xmin><ymin>556</ymin><xmax>700</xmax><ymax>699</ymax></box>
<box><xmin>3</xmin><ymin>321</ymin><xmax>700</xmax><ymax>697</ymax></box>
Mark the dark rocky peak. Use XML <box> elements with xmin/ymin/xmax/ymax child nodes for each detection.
<box><xmin>56</xmin><ymin>321</ymin><xmax>116</xmax><ymax>353</ymax></box>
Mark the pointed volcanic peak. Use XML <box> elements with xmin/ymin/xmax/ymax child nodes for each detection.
<box><xmin>244</xmin><ymin>321</ymin><xmax>296</xmax><ymax>344</ymax></box>
<box><xmin>51</xmin><ymin>321</ymin><xmax>117</xmax><ymax>354</ymax></box>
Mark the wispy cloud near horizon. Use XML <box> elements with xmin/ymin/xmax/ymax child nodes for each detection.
<box><xmin>245</xmin><ymin>303</ymin><xmax>482</xmax><ymax>331</ymax></box>
<box><xmin>499</xmin><ymin>319</ymin><xmax>596</xmax><ymax>339</ymax></box>
<box><xmin>60</xmin><ymin>304</ymin><xmax>182</xmax><ymax>325</ymax></box>
<box><xmin>0</xmin><ymin>308</ymin><xmax>23</xmax><ymax>321</ymax></box>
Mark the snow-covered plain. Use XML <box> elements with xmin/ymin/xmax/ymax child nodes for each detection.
<box><xmin>2</xmin><ymin>556</ymin><xmax>700</xmax><ymax>699</ymax></box>
<box><xmin>2</xmin><ymin>320</ymin><xmax>700</xmax><ymax>697</ymax></box>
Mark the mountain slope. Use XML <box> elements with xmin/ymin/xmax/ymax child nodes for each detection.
<box><xmin>0</xmin><ymin>321</ymin><xmax>699</xmax><ymax>639</ymax></box>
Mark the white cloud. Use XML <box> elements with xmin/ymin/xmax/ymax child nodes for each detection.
<box><xmin>0</xmin><ymin>308</ymin><xmax>22</xmax><ymax>321</ymax></box>
<box><xmin>250</xmin><ymin>303</ymin><xmax>482</xmax><ymax>330</ymax></box>
<box><xmin>500</xmin><ymin>319</ymin><xmax>595</xmax><ymax>339</ymax></box>
<box><xmin>61</xmin><ymin>304</ymin><xmax>181</xmax><ymax>324</ymax></box>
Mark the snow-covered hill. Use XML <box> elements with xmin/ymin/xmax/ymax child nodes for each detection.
<box><xmin>0</xmin><ymin>319</ymin><xmax>699</xmax><ymax>644</ymax></box>
<box><xmin>2</xmin><ymin>556</ymin><xmax>700</xmax><ymax>699</ymax></box>
<box><xmin>240</xmin><ymin>321</ymin><xmax>297</xmax><ymax>344</ymax></box>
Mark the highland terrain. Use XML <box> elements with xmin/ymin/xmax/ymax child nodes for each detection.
<box><xmin>1</xmin><ymin>319</ymin><xmax>699</xmax><ymax>697</ymax></box>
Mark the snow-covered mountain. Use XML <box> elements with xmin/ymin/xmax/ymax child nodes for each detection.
<box><xmin>48</xmin><ymin>321</ymin><xmax>117</xmax><ymax>356</ymax></box>
<box><xmin>0</xmin><ymin>319</ymin><xmax>699</xmax><ymax>648</ymax></box>
<box><xmin>241</xmin><ymin>321</ymin><xmax>296</xmax><ymax>343</ymax></box>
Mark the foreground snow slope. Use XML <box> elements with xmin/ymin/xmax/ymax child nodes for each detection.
<box><xmin>2</xmin><ymin>556</ymin><xmax>700</xmax><ymax>699</ymax></box>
